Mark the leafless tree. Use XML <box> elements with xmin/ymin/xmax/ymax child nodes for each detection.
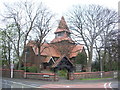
<box><xmin>28</xmin><ymin>3</ymin><xmax>54</xmax><ymax>72</ymax></box>
<box><xmin>2</xmin><ymin>1</ymin><xmax>54</xmax><ymax>69</ymax></box>
<box><xmin>67</xmin><ymin>5</ymin><xmax>117</xmax><ymax>72</ymax></box>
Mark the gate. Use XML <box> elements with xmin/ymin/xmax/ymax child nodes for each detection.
<box><xmin>52</xmin><ymin>56</ymin><xmax>75</xmax><ymax>80</ymax></box>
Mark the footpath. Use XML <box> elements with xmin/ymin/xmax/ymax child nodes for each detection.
<box><xmin>1</xmin><ymin>77</ymin><xmax>118</xmax><ymax>88</ymax></box>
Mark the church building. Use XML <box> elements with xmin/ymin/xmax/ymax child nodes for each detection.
<box><xmin>23</xmin><ymin>16</ymin><xmax>86</xmax><ymax>72</ymax></box>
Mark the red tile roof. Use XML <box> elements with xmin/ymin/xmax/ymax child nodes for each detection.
<box><xmin>51</xmin><ymin>30</ymin><xmax>74</xmax><ymax>43</ymax></box>
<box><xmin>27</xmin><ymin>41</ymin><xmax>84</xmax><ymax>59</ymax></box>
<box><xmin>69</xmin><ymin>45</ymin><xmax>84</xmax><ymax>58</ymax></box>
<box><xmin>42</xmin><ymin>56</ymin><xmax>55</xmax><ymax>63</ymax></box>
<box><xmin>55</xmin><ymin>29</ymin><xmax>71</xmax><ymax>33</ymax></box>
<box><xmin>51</xmin><ymin>36</ymin><xmax>74</xmax><ymax>43</ymax></box>
<box><xmin>54</xmin><ymin>16</ymin><xmax>70</xmax><ymax>33</ymax></box>
<box><xmin>27</xmin><ymin>41</ymin><xmax>60</xmax><ymax>57</ymax></box>
<box><xmin>52</xmin><ymin>55</ymin><xmax>74</xmax><ymax>68</ymax></box>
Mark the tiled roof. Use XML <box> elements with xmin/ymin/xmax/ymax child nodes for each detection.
<box><xmin>27</xmin><ymin>41</ymin><xmax>60</xmax><ymax>57</ymax></box>
<box><xmin>69</xmin><ymin>45</ymin><xmax>84</xmax><ymax>58</ymax></box>
<box><xmin>52</xmin><ymin>55</ymin><xmax>74</xmax><ymax>68</ymax></box>
<box><xmin>27</xmin><ymin>41</ymin><xmax>84</xmax><ymax>58</ymax></box>
<box><xmin>42</xmin><ymin>56</ymin><xmax>55</xmax><ymax>63</ymax></box>
<box><xmin>54</xmin><ymin>16</ymin><xmax>70</xmax><ymax>33</ymax></box>
<box><xmin>51</xmin><ymin>30</ymin><xmax>74</xmax><ymax>43</ymax></box>
<box><xmin>51</xmin><ymin>36</ymin><xmax>74</xmax><ymax>43</ymax></box>
<box><xmin>55</xmin><ymin>29</ymin><xmax>71</xmax><ymax>34</ymax></box>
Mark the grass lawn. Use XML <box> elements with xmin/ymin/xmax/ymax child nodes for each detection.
<box><xmin>80</xmin><ymin>77</ymin><xmax>112</xmax><ymax>80</ymax></box>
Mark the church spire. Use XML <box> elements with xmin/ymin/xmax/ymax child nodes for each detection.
<box><xmin>58</xmin><ymin>16</ymin><xmax>69</xmax><ymax>30</ymax></box>
<box><xmin>54</xmin><ymin>16</ymin><xmax>70</xmax><ymax>34</ymax></box>
<box><xmin>51</xmin><ymin>16</ymin><xmax>74</xmax><ymax>44</ymax></box>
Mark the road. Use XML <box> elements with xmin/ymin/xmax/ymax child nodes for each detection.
<box><xmin>1</xmin><ymin>77</ymin><xmax>119</xmax><ymax>89</ymax></box>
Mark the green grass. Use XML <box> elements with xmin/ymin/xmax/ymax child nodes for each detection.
<box><xmin>80</xmin><ymin>77</ymin><xmax>112</xmax><ymax>80</ymax></box>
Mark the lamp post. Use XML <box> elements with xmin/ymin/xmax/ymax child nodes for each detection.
<box><xmin>11</xmin><ymin>59</ymin><xmax>14</xmax><ymax>78</ymax></box>
<box><xmin>24</xmin><ymin>47</ymin><xmax>29</xmax><ymax>78</ymax></box>
<box><xmin>24</xmin><ymin>52</ymin><xmax>27</xmax><ymax>78</ymax></box>
<box><xmin>100</xmin><ymin>57</ymin><xmax>103</xmax><ymax>78</ymax></box>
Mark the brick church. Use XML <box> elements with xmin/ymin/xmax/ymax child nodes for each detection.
<box><xmin>23</xmin><ymin>16</ymin><xmax>86</xmax><ymax>72</ymax></box>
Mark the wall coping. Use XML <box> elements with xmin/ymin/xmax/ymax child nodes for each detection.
<box><xmin>74</xmin><ymin>71</ymin><xmax>113</xmax><ymax>75</ymax></box>
<box><xmin>25</xmin><ymin>72</ymin><xmax>55</xmax><ymax>76</ymax></box>
<box><xmin>1</xmin><ymin>69</ymin><xmax>24</xmax><ymax>72</ymax></box>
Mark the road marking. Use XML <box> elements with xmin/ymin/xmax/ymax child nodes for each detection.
<box><xmin>3</xmin><ymin>79</ymin><xmax>40</xmax><ymax>88</ymax></box>
<box><xmin>104</xmin><ymin>83</ymin><xmax>107</xmax><ymax>89</ymax></box>
<box><xmin>66</xmin><ymin>86</ymin><xmax>70</xmax><ymax>87</ymax></box>
<box><xmin>108</xmin><ymin>82</ymin><xmax>113</xmax><ymax>90</ymax></box>
<box><xmin>104</xmin><ymin>82</ymin><xmax>113</xmax><ymax>90</ymax></box>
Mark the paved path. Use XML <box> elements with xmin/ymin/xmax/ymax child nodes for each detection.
<box><xmin>1</xmin><ymin>77</ymin><xmax>118</xmax><ymax>89</ymax></box>
<box><xmin>40</xmin><ymin>82</ymin><xmax>117</xmax><ymax>88</ymax></box>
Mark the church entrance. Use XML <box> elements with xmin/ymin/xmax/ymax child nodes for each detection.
<box><xmin>52</xmin><ymin>56</ymin><xmax>75</xmax><ymax>80</ymax></box>
<box><xmin>57</xmin><ymin>68</ymin><xmax>68</xmax><ymax>79</ymax></box>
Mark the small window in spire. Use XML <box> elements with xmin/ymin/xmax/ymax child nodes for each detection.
<box><xmin>55</xmin><ymin>32</ymin><xmax>64</xmax><ymax>37</ymax></box>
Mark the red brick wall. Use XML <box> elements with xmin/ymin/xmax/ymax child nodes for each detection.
<box><xmin>73</xmin><ymin>71</ymin><xmax>114</xmax><ymax>79</ymax></box>
<box><xmin>26</xmin><ymin>72</ymin><xmax>56</xmax><ymax>81</ymax></box>
<box><xmin>1</xmin><ymin>69</ymin><xmax>24</xmax><ymax>78</ymax></box>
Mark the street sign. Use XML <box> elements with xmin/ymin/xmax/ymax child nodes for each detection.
<box><xmin>76</xmin><ymin>64</ymin><xmax>82</xmax><ymax>72</ymax></box>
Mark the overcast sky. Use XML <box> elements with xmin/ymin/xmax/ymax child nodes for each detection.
<box><xmin>0</xmin><ymin>0</ymin><xmax>119</xmax><ymax>16</ymax></box>
<box><xmin>0</xmin><ymin>0</ymin><xmax>119</xmax><ymax>41</ymax></box>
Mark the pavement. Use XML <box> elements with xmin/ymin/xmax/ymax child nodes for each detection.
<box><xmin>1</xmin><ymin>77</ymin><xmax>119</xmax><ymax>89</ymax></box>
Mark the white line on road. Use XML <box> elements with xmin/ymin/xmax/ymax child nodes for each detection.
<box><xmin>104</xmin><ymin>83</ymin><xmax>107</xmax><ymax>89</ymax></box>
<box><xmin>3</xmin><ymin>79</ymin><xmax>41</xmax><ymax>88</ymax></box>
<box><xmin>104</xmin><ymin>82</ymin><xmax>113</xmax><ymax>90</ymax></box>
<box><xmin>108</xmin><ymin>82</ymin><xmax>113</xmax><ymax>90</ymax></box>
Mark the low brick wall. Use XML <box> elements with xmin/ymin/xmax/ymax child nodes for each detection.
<box><xmin>1</xmin><ymin>69</ymin><xmax>24</xmax><ymax>78</ymax></box>
<box><xmin>103</xmin><ymin>71</ymin><xmax>114</xmax><ymax>78</ymax></box>
<box><xmin>26</xmin><ymin>72</ymin><xmax>55</xmax><ymax>81</ymax></box>
<box><xmin>2</xmin><ymin>69</ymin><xmax>11</xmax><ymax>78</ymax></box>
<box><xmin>73</xmin><ymin>71</ymin><xmax>114</xmax><ymax>79</ymax></box>
<box><xmin>1</xmin><ymin>69</ymin><xmax>114</xmax><ymax>81</ymax></box>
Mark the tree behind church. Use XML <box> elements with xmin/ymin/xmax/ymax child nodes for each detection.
<box><xmin>67</xmin><ymin>5</ymin><xmax>117</xmax><ymax>72</ymax></box>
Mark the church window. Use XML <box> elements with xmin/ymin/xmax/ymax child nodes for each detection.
<box><xmin>56</xmin><ymin>32</ymin><xmax>64</xmax><ymax>37</ymax></box>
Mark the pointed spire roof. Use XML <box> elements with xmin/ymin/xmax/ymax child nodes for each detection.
<box><xmin>54</xmin><ymin>16</ymin><xmax>70</xmax><ymax>34</ymax></box>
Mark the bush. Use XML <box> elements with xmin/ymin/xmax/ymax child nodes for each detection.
<box><xmin>58</xmin><ymin>69</ymin><xmax>67</xmax><ymax>77</ymax></box>
<box><xmin>28</xmin><ymin>66</ymin><xmax>37</xmax><ymax>73</ymax></box>
<box><xmin>20</xmin><ymin>67</ymin><xmax>29</xmax><ymax>72</ymax></box>
<box><xmin>20</xmin><ymin>66</ymin><xmax>37</xmax><ymax>73</ymax></box>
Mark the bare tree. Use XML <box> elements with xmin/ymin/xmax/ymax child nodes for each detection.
<box><xmin>30</xmin><ymin>5</ymin><xmax>54</xmax><ymax>72</ymax></box>
<box><xmin>0</xmin><ymin>29</ymin><xmax>12</xmax><ymax>69</ymax></box>
<box><xmin>67</xmin><ymin>5</ymin><xmax>117</xmax><ymax>72</ymax></box>
<box><xmin>2</xmin><ymin>1</ymin><xmax>54</xmax><ymax>69</ymax></box>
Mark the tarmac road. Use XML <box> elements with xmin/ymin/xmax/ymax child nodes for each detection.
<box><xmin>1</xmin><ymin>77</ymin><xmax>119</xmax><ymax>89</ymax></box>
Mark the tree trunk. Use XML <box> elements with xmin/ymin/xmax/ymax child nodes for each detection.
<box><xmin>87</xmin><ymin>45</ymin><xmax>93</xmax><ymax>72</ymax></box>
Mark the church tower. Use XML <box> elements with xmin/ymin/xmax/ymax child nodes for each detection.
<box><xmin>51</xmin><ymin>16</ymin><xmax>74</xmax><ymax>44</ymax></box>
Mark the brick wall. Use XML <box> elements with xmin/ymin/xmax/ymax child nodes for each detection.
<box><xmin>73</xmin><ymin>71</ymin><xmax>114</xmax><ymax>79</ymax></box>
<box><xmin>1</xmin><ymin>69</ymin><xmax>114</xmax><ymax>81</ymax></box>
<box><xmin>1</xmin><ymin>69</ymin><xmax>24</xmax><ymax>78</ymax></box>
<box><xmin>2</xmin><ymin>69</ymin><xmax>11</xmax><ymax>78</ymax></box>
<box><xmin>13</xmin><ymin>70</ymin><xmax>24</xmax><ymax>78</ymax></box>
<box><xmin>1</xmin><ymin>69</ymin><xmax>57</xmax><ymax>81</ymax></box>
<box><xmin>26</xmin><ymin>72</ymin><xmax>56</xmax><ymax>81</ymax></box>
